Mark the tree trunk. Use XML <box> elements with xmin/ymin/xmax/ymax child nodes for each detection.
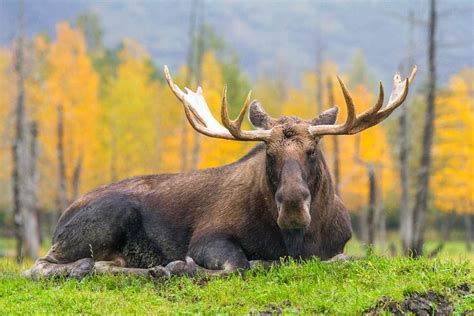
<box><xmin>366</xmin><ymin>165</ymin><xmax>377</xmax><ymax>246</ymax></box>
<box><xmin>376</xmin><ymin>165</ymin><xmax>386</xmax><ymax>252</ymax></box>
<box><xmin>428</xmin><ymin>212</ymin><xmax>453</xmax><ymax>258</ymax></box>
<box><xmin>71</xmin><ymin>152</ymin><xmax>83</xmax><ymax>202</ymax></box>
<box><xmin>110</xmin><ymin>128</ymin><xmax>117</xmax><ymax>182</ymax></box>
<box><xmin>410</xmin><ymin>0</ymin><xmax>437</xmax><ymax>257</ymax></box>
<box><xmin>190</xmin><ymin>3</ymin><xmax>205</xmax><ymax>171</ymax></box>
<box><xmin>465</xmin><ymin>214</ymin><xmax>472</xmax><ymax>252</ymax></box>
<box><xmin>400</xmin><ymin>10</ymin><xmax>415</xmax><ymax>256</ymax></box>
<box><xmin>378</xmin><ymin>206</ymin><xmax>387</xmax><ymax>252</ymax></box>
<box><xmin>22</xmin><ymin>121</ymin><xmax>40</xmax><ymax>259</ymax></box>
<box><xmin>181</xmin><ymin>0</ymin><xmax>199</xmax><ymax>172</ymax></box>
<box><xmin>354</xmin><ymin>135</ymin><xmax>377</xmax><ymax>247</ymax></box>
<box><xmin>56</xmin><ymin>104</ymin><xmax>68</xmax><ymax>221</ymax></box>
<box><xmin>326</xmin><ymin>77</ymin><xmax>340</xmax><ymax>195</ymax></box>
<box><xmin>12</xmin><ymin>0</ymin><xmax>28</xmax><ymax>262</ymax></box>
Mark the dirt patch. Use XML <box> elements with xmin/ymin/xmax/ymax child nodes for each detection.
<box><xmin>403</xmin><ymin>290</ymin><xmax>452</xmax><ymax>315</ymax></box>
<box><xmin>365</xmin><ymin>283</ymin><xmax>472</xmax><ymax>315</ymax></box>
<box><xmin>250</xmin><ymin>300</ymin><xmax>293</xmax><ymax>315</ymax></box>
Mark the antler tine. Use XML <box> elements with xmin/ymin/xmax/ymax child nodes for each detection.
<box><xmin>307</xmin><ymin>76</ymin><xmax>357</xmax><ymax>135</ymax></box>
<box><xmin>386</xmin><ymin>77</ymin><xmax>409</xmax><ymax>112</ymax></box>
<box><xmin>181</xmin><ymin>97</ymin><xmax>234</xmax><ymax>140</ymax></box>
<box><xmin>355</xmin><ymin>81</ymin><xmax>385</xmax><ymax>121</ymax></box>
<box><xmin>308</xmin><ymin>66</ymin><xmax>416</xmax><ymax>137</ymax></box>
<box><xmin>408</xmin><ymin>65</ymin><xmax>417</xmax><ymax>84</ymax></box>
<box><xmin>336</xmin><ymin>76</ymin><xmax>357</xmax><ymax>132</ymax></box>
<box><xmin>164</xmin><ymin>65</ymin><xmax>271</xmax><ymax>142</ymax></box>
<box><xmin>221</xmin><ymin>87</ymin><xmax>253</xmax><ymax>138</ymax></box>
<box><xmin>164</xmin><ymin>65</ymin><xmax>185</xmax><ymax>101</ymax></box>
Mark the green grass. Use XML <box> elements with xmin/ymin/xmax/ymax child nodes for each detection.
<box><xmin>345</xmin><ymin>237</ymin><xmax>474</xmax><ymax>262</ymax></box>
<box><xmin>0</xmin><ymin>255</ymin><xmax>472</xmax><ymax>314</ymax></box>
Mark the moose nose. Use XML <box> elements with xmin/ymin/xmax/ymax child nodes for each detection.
<box><xmin>275</xmin><ymin>186</ymin><xmax>311</xmax><ymax>230</ymax></box>
<box><xmin>275</xmin><ymin>187</ymin><xmax>310</xmax><ymax>208</ymax></box>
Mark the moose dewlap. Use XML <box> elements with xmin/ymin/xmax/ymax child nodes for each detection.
<box><xmin>23</xmin><ymin>65</ymin><xmax>417</xmax><ymax>279</ymax></box>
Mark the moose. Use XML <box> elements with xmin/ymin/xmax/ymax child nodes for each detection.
<box><xmin>24</xmin><ymin>65</ymin><xmax>416</xmax><ymax>279</ymax></box>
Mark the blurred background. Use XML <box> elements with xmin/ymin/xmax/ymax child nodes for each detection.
<box><xmin>0</xmin><ymin>0</ymin><xmax>472</xmax><ymax>262</ymax></box>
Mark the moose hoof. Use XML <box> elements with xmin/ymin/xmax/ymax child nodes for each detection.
<box><xmin>327</xmin><ymin>253</ymin><xmax>350</xmax><ymax>262</ymax></box>
<box><xmin>149</xmin><ymin>266</ymin><xmax>170</xmax><ymax>279</ymax></box>
<box><xmin>249</xmin><ymin>260</ymin><xmax>275</xmax><ymax>270</ymax></box>
<box><xmin>165</xmin><ymin>260</ymin><xmax>187</xmax><ymax>275</ymax></box>
<box><xmin>68</xmin><ymin>258</ymin><xmax>94</xmax><ymax>279</ymax></box>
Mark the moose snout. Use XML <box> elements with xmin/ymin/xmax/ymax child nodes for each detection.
<box><xmin>275</xmin><ymin>187</ymin><xmax>311</xmax><ymax>230</ymax></box>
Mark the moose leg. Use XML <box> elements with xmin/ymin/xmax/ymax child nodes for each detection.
<box><xmin>326</xmin><ymin>253</ymin><xmax>351</xmax><ymax>262</ymax></box>
<box><xmin>94</xmin><ymin>258</ymin><xmax>169</xmax><ymax>278</ymax></box>
<box><xmin>249</xmin><ymin>260</ymin><xmax>279</xmax><ymax>270</ymax></box>
<box><xmin>22</xmin><ymin>249</ymin><xmax>94</xmax><ymax>279</ymax></box>
<box><xmin>167</xmin><ymin>234</ymin><xmax>250</xmax><ymax>276</ymax></box>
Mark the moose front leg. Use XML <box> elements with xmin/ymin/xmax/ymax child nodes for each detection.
<box><xmin>94</xmin><ymin>259</ymin><xmax>169</xmax><ymax>278</ymax></box>
<box><xmin>166</xmin><ymin>234</ymin><xmax>251</xmax><ymax>277</ymax></box>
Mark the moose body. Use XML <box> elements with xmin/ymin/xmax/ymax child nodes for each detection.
<box><xmin>24</xmin><ymin>65</ymin><xmax>416</xmax><ymax>279</ymax></box>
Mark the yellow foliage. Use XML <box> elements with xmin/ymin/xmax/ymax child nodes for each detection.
<box><xmin>325</xmin><ymin>84</ymin><xmax>396</xmax><ymax>212</ymax></box>
<box><xmin>36</xmin><ymin>22</ymin><xmax>102</xmax><ymax>206</ymax></box>
<box><xmin>199</xmin><ymin>52</ymin><xmax>254</xmax><ymax>168</ymax></box>
<box><xmin>102</xmin><ymin>39</ymin><xmax>160</xmax><ymax>180</ymax></box>
<box><xmin>432</xmin><ymin>68</ymin><xmax>474</xmax><ymax>214</ymax></box>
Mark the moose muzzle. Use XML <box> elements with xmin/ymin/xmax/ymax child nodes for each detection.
<box><xmin>275</xmin><ymin>160</ymin><xmax>311</xmax><ymax>230</ymax></box>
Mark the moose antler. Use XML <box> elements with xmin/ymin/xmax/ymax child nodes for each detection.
<box><xmin>164</xmin><ymin>65</ymin><xmax>272</xmax><ymax>141</ymax></box>
<box><xmin>309</xmin><ymin>66</ymin><xmax>417</xmax><ymax>136</ymax></box>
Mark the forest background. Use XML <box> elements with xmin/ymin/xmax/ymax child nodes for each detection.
<box><xmin>0</xmin><ymin>0</ymin><xmax>472</xmax><ymax>261</ymax></box>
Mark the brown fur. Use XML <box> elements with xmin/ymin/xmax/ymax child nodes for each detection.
<box><xmin>24</xmin><ymin>109</ymin><xmax>352</xmax><ymax>279</ymax></box>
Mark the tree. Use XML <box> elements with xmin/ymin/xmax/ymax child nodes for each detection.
<box><xmin>37</xmin><ymin>22</ymin><xmax>101</xmax><ymax>216</ymax></box>
<box><xmin>410</xmin><ymin>0</ymin><xmax>437</xmax><ymax>256</ymax></box>
<box><xmin>399</xmin><ymin>10</ymin><xmax>417</xmax><ymax>255</ymax></box>
<box><xmin>102</xmin><ymin>39</ymin><xmax>160</xmax><ymax>180</ymax></box>
<box><xmin>11</xmin><ymin>0</ymin><xmax>40</xmax><ymax>261</ymax></box>
<box><xmin>431</xmin><ymin>68</ymin><xmax>474</xmax><ymax>251</ymax></box>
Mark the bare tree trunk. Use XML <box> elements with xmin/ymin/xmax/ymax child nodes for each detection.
<box><xmin>191</xmin><ymin>2</ymin><xmax>205</xmax><ymax>171</ymax></box>
<box><xmin>354</xmin><ymin>135</ymin><xmax>377</xmax><ymax>247</ymax></box>
<box><xmin>181</xmin><ymin>0</ymin><xmax>199</xmax><ymax>172</ymax></box>
<box><xmin>12</xmin><ymin>0</ymin><xmax>27</xmax><ymax>262</ymax></box>
<box><xmin>71</xmin><ymin>152</ymin><xmax>83</xmax><ymax>202</ymax></box>
<box><xmin>465</xmin><ymin>214</ymin><xmax>472</xmax><ymax>252</ymax></box>
<box><xmin>428</xmin><ymin>212</ymin><xmax>453</xmax><ymax>258</ymax></box>
<box><xmin>377</xmin><ymin>165</ymin><xmax>386</xmax><ymax>252</ymax></box>
<box><xmin>56</xmin><ymin>104</ymin><xmax>68</xmax><ymax>221</ymax></box>
<box><xmin>366</xmin><ymin>165</ymin><xmax>377</xmax><ymax>246</ymax></box>
<box><xmin>400</xmin><ymin>10</ymin><xmax>416</xmax><ymax>255</ymax></box>
<box><xmin>11</xmin><ymin>0</ymin><xmax>40</xmax><ymax>260</ymax></box>
<box><xmin>110</xmin><ymin>121</ymin><xmax>118</xmax><ymax>182</ymax></box>
<box><xmin>23</xmin><ymin>122</ymin><xmax>40</xmax><ymax>259</ymax></box>
<box><xmin>410</xmin><ymin>0</ymin><xmax>437</xmax><ymax>257</ymax></box>
<box><xmin>326</xmin><ymin>78</ymin><xmax>340</xmax><ymax>195</ymax></box>
<box><xmin>379</xmin><ymin>205</ymin><xmax>387</xmax><ymax>252</ymax></box>
<box><xmin>314</xmin><ymin>3</ymin><xmax>324</xmax><ymax>115</ymax></box>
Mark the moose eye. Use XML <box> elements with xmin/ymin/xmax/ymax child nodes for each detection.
<box><xmin>307</xmin><ymin>147</ymin><xmax>317</xmax><ymax>158</ymax></box>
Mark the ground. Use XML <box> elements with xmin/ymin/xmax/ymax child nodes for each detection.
<box><xmin>0</xmin><ymin>239</ymin><xmax>473</xmax><ymax>314</ymax></box>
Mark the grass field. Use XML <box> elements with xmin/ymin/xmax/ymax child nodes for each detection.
<box><xmin>0</xmin><ymin>244</ymin><xmax>473</xmax><ymax>314</ymax></box>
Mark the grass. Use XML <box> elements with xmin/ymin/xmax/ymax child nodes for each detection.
<box><xmin>0</xmin><ymin>254</ymin><xmax>472</xmax><ymax>314</ymax></box>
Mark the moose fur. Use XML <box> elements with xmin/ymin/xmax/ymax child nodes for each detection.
<box><xmin>24</xmin><ymin>110</ymin><xmax>352</xmax><ymax>279</ymax></box>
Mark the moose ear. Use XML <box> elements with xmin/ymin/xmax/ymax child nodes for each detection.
<box><xmin>311</xmin><ymin>106</ymin><xmax>339</xmax><ymax>126</ymax></box>
<box><xmin>249</xmin><ymin>100</ymin><xmax>276</xmax><ymax>129</ymax></box>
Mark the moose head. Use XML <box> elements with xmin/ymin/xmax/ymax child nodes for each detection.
<box><xmin>164</xmin><ymin>66</ymin><xmax>417</xmax><ymax>234</ymax></box>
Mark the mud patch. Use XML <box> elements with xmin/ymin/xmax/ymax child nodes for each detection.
<box><xmin>365</xmin><ymin>283</ymin><xmax>472</xmax><ymax>315</ymax></box>
<box><xmin>250</xmin><ymin>300</ymin><xmax>294</xmax><ymax>315</ymax></box>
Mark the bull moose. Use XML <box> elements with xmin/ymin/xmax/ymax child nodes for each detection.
<box><xmin>24</xmin><ymin>65</ymin><xmax>417</xmax><ymax>279</ymax></box>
